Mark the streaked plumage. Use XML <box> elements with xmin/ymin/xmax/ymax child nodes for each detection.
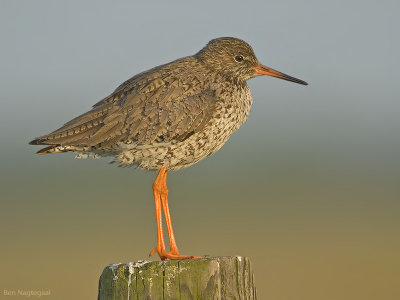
<box><xmin>30</xmin><ymin>38</ymin><xmax>258</xmax><ymax>170</ymax></box>
<box><xmin>30</xmin><ymin>38</ymin><xmax>307</xmax><ymax>170</ymax></box>
<box><xmin>29</xmin><ymin>37</ymin><xmax>308</xmax><ymax>260</ymax></box>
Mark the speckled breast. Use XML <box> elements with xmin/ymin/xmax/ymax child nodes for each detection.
<box><xmin>196</xmin><ymin>84</ymin><xmax>253</xmax><ymax>159</ymax></box>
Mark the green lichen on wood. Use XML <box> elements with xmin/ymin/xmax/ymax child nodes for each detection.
<box><xmin>137</xmin><ymin>261</ymin><xmax>164</xmax><ymax>299</ymax></box>
<box><xmin>163</xmin><ymin>260</ymin><xmax>180</xmax><ymax>300</ymax></box>
<box><xmin>98</xmin><ymin>263</ymin><xmax>131</xmax><ymax>300</ymax></box>
<box><xmin>178</xmin><ymin>259</ymin><xmax>220</xmax><ymax>299</ymax></box>
<box><xmin>98</xmin><ymin>256</ymin><xmax>256</xmax><ymax>300</ymax></box>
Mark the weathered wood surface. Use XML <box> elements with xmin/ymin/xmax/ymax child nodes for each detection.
<box><xmin>98</xmin><ymin>256</ymin><xmax>256</xmax><ymax>300</ymax></box>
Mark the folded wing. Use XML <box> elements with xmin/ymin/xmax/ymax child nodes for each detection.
<box><xmin>29</xmin><ymin>58</ymin><xmax>216</xmax><ymax>153</ymax></box>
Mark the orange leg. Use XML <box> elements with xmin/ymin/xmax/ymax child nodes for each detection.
<box><xmin>149</xmin><ymin>166</ymin><xmax>202</xmax><ymax>260</ymax></box>
<box><xmin>149</xmin><ymin>167</ymin><xmax>168</xmax><ymax>259</ymax></box>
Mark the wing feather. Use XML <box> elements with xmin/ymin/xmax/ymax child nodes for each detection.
<box><xmin>29</xmin><ymin>56</ymin><xmax>216</xmax><ymax>150</ymax></box>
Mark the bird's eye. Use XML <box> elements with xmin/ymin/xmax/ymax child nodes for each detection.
<box><xmin>235</xmin><ymin>55</ymin><xmax>244</xmax><ymax>62</ymax></box>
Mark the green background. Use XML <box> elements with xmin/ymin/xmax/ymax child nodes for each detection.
<box><xmin>1</xmin><ymin>0</ymin><xmax>399</xmax><ymax>299</ymax></box>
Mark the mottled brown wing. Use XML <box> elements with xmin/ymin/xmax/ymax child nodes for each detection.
<box><xmin>29</xmin><ymin>57</ymin><xmax>216</xmax><ymax>149</ymax></box>
<box><xmin>119</xmin><ymin>89</ymin><xmax>216</xmax><ymax>145</ymax></box>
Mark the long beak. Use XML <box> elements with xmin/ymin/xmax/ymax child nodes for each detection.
<box><xmin>254</xmin><ymin>64</ymin><xmax>308</xmax><ymax>85</ymax></box>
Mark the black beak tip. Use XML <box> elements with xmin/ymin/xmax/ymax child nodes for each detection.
<box><xmin>294</xmin><ymin>78</ymin><xmax>308</xmax><ymax>85</ymax></box>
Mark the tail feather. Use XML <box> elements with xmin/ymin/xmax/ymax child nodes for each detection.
<box><xmin>29</xmin><ymin>138</ymin><xmax>46</xmax><ymax>145</ymax></box>
<box><xmin>36</xmin><ymin>145</ymin><xmax>65</xmax><ymax>155</ymax></box>
<box><xmin>29</xmin><ymin>101</ymin><xmax>122</xmax><ymax>152</ymax></box>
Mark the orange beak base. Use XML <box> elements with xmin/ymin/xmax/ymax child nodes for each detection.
<box><xmin>255</xmin><ymin>64</ymin><xmax>308</xmax><ymax>85</ymax></box>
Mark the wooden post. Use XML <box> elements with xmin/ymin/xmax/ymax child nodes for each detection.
<box><xmin>98</xmin><ymin>256</ymin><xmax>257</xmax><ymax>300</ymax></box>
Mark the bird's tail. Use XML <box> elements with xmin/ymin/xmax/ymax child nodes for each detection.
<box><xmin>35</xmin><ymin>145</ymin><xmax>67</xmax><ymax>155</ymax></box>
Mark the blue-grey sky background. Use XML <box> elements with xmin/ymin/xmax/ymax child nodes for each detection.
<box><xmin>1</xmin><ymin>1</ymin><xmax>399</xmax><ymax>299</ymax></box>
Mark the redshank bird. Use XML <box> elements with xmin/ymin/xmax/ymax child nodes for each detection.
<box><xmin>29</xmin><ymin>37</ymin><xmax>307</xmax><ymax>260</ymax></box>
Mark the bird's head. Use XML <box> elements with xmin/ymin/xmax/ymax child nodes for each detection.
<box><xmin>196</xmin><ymin>37</ymin><xmax>308</xmax><ymax>85</ymax></box>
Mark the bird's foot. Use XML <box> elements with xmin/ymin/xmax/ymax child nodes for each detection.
<box><xmin>149</xmin><ymin>247</ymin><xmax>202</xmax><ymax>260</ymax></box>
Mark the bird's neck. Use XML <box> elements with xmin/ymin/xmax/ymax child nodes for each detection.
<box><xmin>210</xmin><ymin>72</ymin><xmax>248</xmax><ymax>93</ymax></box>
